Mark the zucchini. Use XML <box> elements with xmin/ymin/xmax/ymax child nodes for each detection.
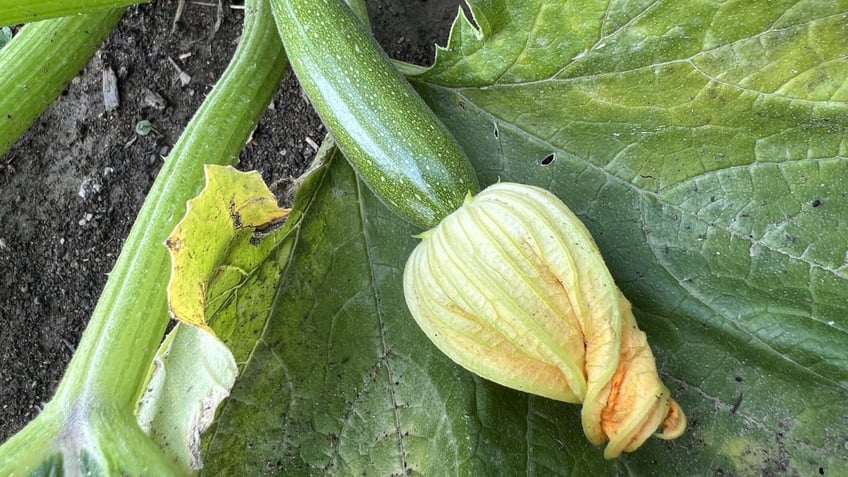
<box><xmin>271</xmin><ymin>0</ymin><xmax>479</xmax><ymax>229</ymax></box>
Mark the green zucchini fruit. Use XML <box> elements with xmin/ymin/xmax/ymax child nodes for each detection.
<box><xmin>271</xmin><ymin>0</ymin><xmax>479</xmax><ymax>229</ymax></box>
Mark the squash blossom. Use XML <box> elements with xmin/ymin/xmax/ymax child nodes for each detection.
<box><xmin>403</xmin><ymin>182</ymin><xmax>686</xmax><ymax>459</ymax></box>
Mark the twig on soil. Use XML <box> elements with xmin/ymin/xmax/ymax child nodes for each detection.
<box><xmin>186</xmin><ymin>0</ymin><xmax>224</xmax><ymax>39</ymax></box>
<box><xmin>61</xmin><ymin>338</ymin><xmax>76</xmax><ymax>354</ymax></box>
<box><xmin>214</xmin><ymin>0</ymin><xmax>224</xmax><ymax>35</ymax></box>
<box><xmin>171</xmin><ymin>0</ymin><xmax>225</xmax><ymax>44</ymax></box>
<box><xmin>2</xmin><ymin>157</ymin><xmax>14</xmax><ymax>174</ymax></box>
<box><xmin>171</xmin><ymin>0</ymin><xmax>186</xmax><ymax>34</ymax></box>
<box><xmin>305</xmin><ymin>136</ymin><xmax>320</xmax><ymax>152</ymax></box>
<box><xmin>167</xmin><ymin>56</ymin><xmax>192</xmax><ymax>86</ymax></box>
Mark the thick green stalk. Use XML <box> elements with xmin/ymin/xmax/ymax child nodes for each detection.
<box><xmin>52</xmin><ymin>0</ymin><xmax>287</xmax><ymax>410</ymax></box>
<box><xmin>0</xmin><ymin>0</ymin><xmax>147</xmax><ymax>26</ymax></box>
<box><xmin>0</xmin><ymin>9</ymin><xmax>124</xmax><ymax>156</ymax></box>
<box><xmin>0</xmin><ymin>0</ymin><xmax>286</xmax><ymax>474</ymax></box>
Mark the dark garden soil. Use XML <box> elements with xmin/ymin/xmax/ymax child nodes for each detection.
<box><xmin>0</xmin><ymin>0</ymin><xmax>460</xmax><ymax>442</ymax></box>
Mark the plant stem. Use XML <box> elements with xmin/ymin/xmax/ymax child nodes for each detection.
<box><xmin>0</xmin><ymin>9</ymin><xmax>124</xmax><ymax>157</ymax></box>
<box><xmin>0</xmin><ymin>0</ymin><xmax>147</xmax><ymax>26</ymax></box>
<box><xmin>51</xmin><ymin>0</ymin><xmax>287</xmax><ymax>412</ymax></box>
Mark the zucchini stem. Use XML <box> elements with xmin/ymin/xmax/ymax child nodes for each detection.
<box><xmin>0</xmin><ymin>0</ymin><xmax>287</xmax><ymax>473</ymax></box>
<box><xmin>0</xmin><ymin>0</ymin><xmax>147</xmax><ymax>27</ymax></box>
<box><xmin>53</xmin><ymin>0</ymin><xmax>288</xmax><ymax>411</ymax></box>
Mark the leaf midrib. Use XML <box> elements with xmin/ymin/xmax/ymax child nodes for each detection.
<box><xmin>353</xmin><ymin>172</ymin><xmax>409</xmax><ymax>475</ymax></box>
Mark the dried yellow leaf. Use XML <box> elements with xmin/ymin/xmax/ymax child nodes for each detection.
<box><xmin>165</xmin><ymin>165</ymin><xmax>290</xmax><ymax>331</ymax></box>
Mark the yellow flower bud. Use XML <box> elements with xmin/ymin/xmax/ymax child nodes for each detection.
<box><xmin>403</xmin><ymin>182</ymin><xmax>685</xmax><ymax>459</ymax></box>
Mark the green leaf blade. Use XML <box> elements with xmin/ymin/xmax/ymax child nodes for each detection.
<box><xmin>417</xmin><ymin>0</ymin><xmax>848</xmax><ymax>472</ymax></box>
<box><xmin>205</xmin><ymin>0</ymin><xmax>848</xmax><ymax>474</ymax></box>
<box><xmin>203</xmin><ymin>153</ymin><xmax>618</xmax><ymax>475</ymax></box>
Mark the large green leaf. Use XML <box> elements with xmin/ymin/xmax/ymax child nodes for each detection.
<box><xmin>202</xmin><ymin>1</ymin><xmax>848</xmax><ymax>474</ymax></box>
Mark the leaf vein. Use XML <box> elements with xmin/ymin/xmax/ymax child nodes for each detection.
<box><xmin>492</xmin><ymin>1</ymin><xmax>544</xmax><ymax>85</ymax></box>
<box><xmin>354</xmin><ymin>175</ymin><xmax>409</xmax><ymax>474</ymax></box>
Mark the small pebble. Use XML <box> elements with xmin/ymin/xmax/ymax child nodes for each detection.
<box><xmin>143</xmin><ymin>89</ymin><xmax>167</xmax><ymax>110</ymax></box>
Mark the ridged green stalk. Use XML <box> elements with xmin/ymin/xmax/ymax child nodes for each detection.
<box><xmin>0</xmin><ymin>9</ymin><xmax>124</xmax><ymax>157</ymax></box>
<box><xmin>0</xmin><ymin>0</ymin><xmax>288</xmax><ymax>473</ymax></box>
<box><xmin>0</xmin><ymin>0</ymin><xmax>147</xmax><ymax>26</ymax></box>
<box><xmin>53</xmin><ymin>0</ymin><xmax>287</xmax><ymax>415</ymax></box>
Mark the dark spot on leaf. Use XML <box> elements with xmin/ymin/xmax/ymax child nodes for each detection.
<box><xmin>820</xmin><ymin>467</ymin><xmax>825</xmax><ymax>475</ymax></box>
<box><xmin>540</xmin><ymin>153</ymin><xmax>555</xmax><ymax>166</ymax></box>
<box><xmin>493</xmin><ymin>123</ymin><xmax>499</xmax><ymax>138</ymax></box>
<box><xmin>250</xmin><ymin>216</ymin><xmax>289</xmax><ymax>245</ymax></box>
<box><xmin>812</xmin><ymin>199</ymin><xmax>822</xmax><ymax>207</ymax></box>
<box><xmin>735</xmin><ymin>376</ymin><xmax>743</xmax><ymax>382</ymax></box>
<box><xmin>228</xmin><ymin>199</ymin><xmax>241</xmax><ymax>228</ymax></box>
<box><xmin>457</xmin><ymin>101</ymin><xmax>466</xmax><ymax>110</ymax></box>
